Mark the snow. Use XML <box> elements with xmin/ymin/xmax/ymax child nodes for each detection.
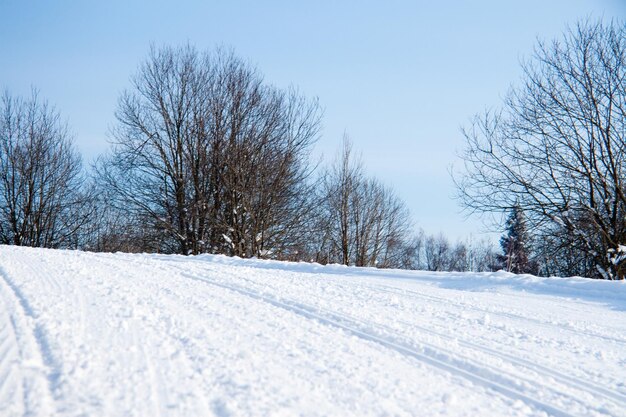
<box><xmin>0</xmin><ymin>246</ymin><xmax>625</xmax><ymax>416</ymax></box>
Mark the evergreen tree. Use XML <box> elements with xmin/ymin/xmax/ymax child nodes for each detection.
<box><xmin>498</xmin><ymin>206</ymin><xmax>536</xmax><ymax>274</ymax></box>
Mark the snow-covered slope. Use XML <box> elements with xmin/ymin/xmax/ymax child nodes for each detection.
<box><xmin>0</xmin><ymin>246</ymin><xmax>625</xmax><ymax>417</ymax></box>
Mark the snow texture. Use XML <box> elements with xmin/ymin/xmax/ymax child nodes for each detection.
<box><xmin>0</xmin><ymin>245</ymin><xmax>625</xmax><ymax>416</ymax></box>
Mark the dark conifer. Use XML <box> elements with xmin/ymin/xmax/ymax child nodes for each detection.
<box><xmin>498</xmin><ymin>206</ymin><xmax>536</xmax><ymax>274</ymax></box>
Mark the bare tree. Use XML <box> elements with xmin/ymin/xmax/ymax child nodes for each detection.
<box><xmin>423</xmin><ymin>233</ymin><xmax>451</xmax><ymax>271</ymax></box>
<box><xmin>313</xmin><ymin>138</ymin><xmax>361</xmax><ymax>265</ymax></box>
<box><xmin>217</xmin><ymin>86</ymin><xmax>320</xmax><ymax>259</ymax></box>
<box><xmin>467</xmin><ymin>237</ymin><xmax>498</xmax><ymax>273</ymax></box>
<box><xmin>81</xmin><ymin>181</ymin><xmax>164</xmax><ymax>253</ymax></box>
<box><xmin>397</xmin><ymin>230</ymin><xmax>425</xmax><ymax>270</ymax></box>
<box><xmin>456</xmin><ymin>20</ymin><xmax>626</xmax><ymax>279</ymax></box>
<box><xmin>448</xmin><ymin>241</ymin><xmax>469</xmax><ymax>272</ymax></box>
<box><xmin>97</xmin><ymin>45</ymin><xmax>321</xmax><ymax>256</ymax></box>
<box><xmin>0</xmin><ymin>90</ymin><xmax>91</xmax><ymax>248</ymax></box>
<box><xmin>414</xmin><ymin>232</ymin><xmax>496</xmax><ymax>272</ymax></box>
<box><xmin>316</xmin><ymin>138</ymin><xmax>414</xmax><ymax>267</ymax></box>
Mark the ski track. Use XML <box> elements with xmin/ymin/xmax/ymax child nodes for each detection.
<box><xmin>149</xmin><ymin>255</ymin><xmax>626</xmax><ymax>416</ymax></box>
<box><xmin>235</xmin><ymin>268</ymin><xmax>626</xmax><ymax>382</ymax></box>
<box><xmin>0</xmin><ymin>264</ymin><xmax>56</xmax><ymax>417</ymax></box>
<box><xmin>173</xmin><ymin>267</ymin><xmax>621</xmax><ymax>417</ymax></box>
<box><xmin>207</xmin><ymin>261</ymin><xmax>626</xmax><ymax>383</ymax></box>
<box><xmin>362</xmin><ymin>281</ymin><xmax>626</xmax><ymax>346</ymax></box>
<box><xmin>0</xmin><ymin>281</ymin><xmax>23</xmax><ymax>417</ymax></box>
<box><xmin>85</xmin><ymin>254</ymin><xmax>456</xmax><ymax>416</ymax></box>
<box><xmin>210</xmin><ymin>274</ymin><xmax>626</xmax><ymax>408</ymax></box>
<box><xmin>184</xmin><ymin>272</ymin><xmax>578</xmax><ymax>417</ymax></box>
<box><xmin>100</xmin><ymin>253</ymin><xmax>625</xmax><ymax>416</ymax></box>
<box><xmin>1</xmin><ymin>246</ymin><xmax>626</xmax><ymax>416</ymax></box>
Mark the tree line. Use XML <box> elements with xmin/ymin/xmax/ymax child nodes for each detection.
<box><xmin>456</xmin><ymin>19</ymin><xmax>626</xmax><ymax>279</ymax></box>
<box><xmin>0</xmin><ymin>45</ymin><xmax>496</xmax><ymax>273</ymax></box>
<box><xmin>4</xmin><ymin>19</ymin><xmax>625</xmax><ymax>279</ymax></box>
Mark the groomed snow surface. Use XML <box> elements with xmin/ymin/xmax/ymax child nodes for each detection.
<box><xmin>0</xmin><ymin>246</ymin><xmax>625</xmax><ymax>417</ymax></box>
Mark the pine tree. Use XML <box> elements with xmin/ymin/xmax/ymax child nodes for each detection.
<box><xmin>498</xmin><ymin>205</ymin><xmax>536</xmax><ymax>274</ymax></box>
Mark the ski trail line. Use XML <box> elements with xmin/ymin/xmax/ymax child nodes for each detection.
<box><xmin>178</xmin><ymin>270</ymin><xmax>578</xmax><ymax>417</ymax></box>
<box><xmin>227</xmin><ymin>270</ymin><xmax>626</xmax><ymax>407</ymax></box>
<box><xmin>0</xmin><ymin>264</ymin><xmax>56</xmax><ymax>416</ymax></box>
<box><xmin>364</xmin><ymin>281</ymin><xmax>626</xmax><ymax>346</ymax></box>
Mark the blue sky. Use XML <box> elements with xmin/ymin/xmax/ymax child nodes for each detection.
<box><xmin>1</xmin><ymin>0</ymin><xmax>624</xmax><ymax>241</ymax></box>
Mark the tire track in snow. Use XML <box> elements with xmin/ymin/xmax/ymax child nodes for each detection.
<box><xmin>82</xmin><ymin>253</ymin><xmax>214</xmax><ymax>417</ymax></box>
<box><xmin>133</xmin><ymin>321</ymin><xmax>163</xmax><ymax>417</ymax></box>
<box><xmin>40</xmin><ymin>251</ymin><xmax>176</xmax><ymax>417</ymax></box>
<box><xmin>0</xmin><ymin>264</ymin><xmax>56</xmax><ymax>416</ymax></box>
<box><xmin>176</xmin><ymin>263</ymin><xmax>626</xmax><ymax>417</ymax></box>
<box><xmin>241</xmin><ymin>274</ymin><xmax>626</xmax><ymax>415</ymax></box>
<box><xmin>98</xmin><ymin>253</ymin><xmax>623</xmax><ymax>416</ymax></box>
<box><xmin>91</xmin><ymin>254</ymin><xmax>511</xmax><ymax>416</ymax></box>
<box><xmin>162</xmin><ymin>255</ymin><xmax>626</xmax><ymax>346</ymax></box>
<box><xmin>226</xmin><ymin>271</ymin><xmax>626</xmax><ymax>408</ymax></box>
<box><xmin>391</xmin><ymin>314</ymin><xmax>626</xmax><ymax>406</ymax></box>
<box><xmin>0</xmin><ymin>291</ymin><xmax>22</xmax><ymax>417</ymax></box>
<box><xmin>213</xmin><ymin>265</ymin><xmax>626</xmax><ymax>407</ymax></box>
<box><xmin>177</xmin><ymin>270</ymin><xmax>583</xmax><ymax>417</ymax></box>
<box><xmin>361</xmin><ymin>280</ymin><xmax>626</xmax><ymax>346</ymax></box>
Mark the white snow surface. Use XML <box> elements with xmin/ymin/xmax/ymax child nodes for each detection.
<box><xmin>0</xmin><ymin>246</ymin><xmax>625</xmax><ymax>417</ymax></box>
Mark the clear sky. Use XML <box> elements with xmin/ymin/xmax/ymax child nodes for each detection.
<box><xmin>1</xmin><ymin>0</ymin><xmax>625</xmax><ymax>242</ymax></box>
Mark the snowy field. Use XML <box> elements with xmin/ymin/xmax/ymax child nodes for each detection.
<box><xmin>0</xmin><ymin>246</ymin><xmax>625</xmax><ymax>417</ymax></box>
